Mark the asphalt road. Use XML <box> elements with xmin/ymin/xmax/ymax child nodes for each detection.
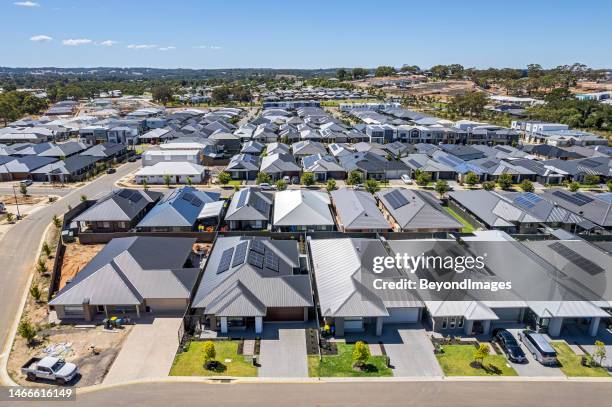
<box><xmin>0</xmin><ymin>162</ymin><xmax>140</xmax><ymax>358</ymax></box>
<box><xmin>4</xmin><ymin>381</ymin><xmax>612</xmax><ymax>407</ymax></box>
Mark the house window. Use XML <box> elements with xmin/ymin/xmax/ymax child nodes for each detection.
<box><xmin>102</xmin><ymin>221</ymin><xmax>110</xmax><ymax>228</ymax></box>
<box><xmin>449</xmin><ymin>316</ymin><xmax>456</xmax><ymax>329</ymax></box>
<box><xmin>441</xmin><ymin>317</ymin><xmax>448</xmax><ymax>329</ymax></box>
<box><xmin>458</xmin><ymin>316</ymin><xmax>464</xmax><ymax>328</ymax></box>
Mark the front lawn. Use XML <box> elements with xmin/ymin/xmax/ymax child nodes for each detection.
<box><xmin>443</xmin><ymin>207</ymin><xmax>475</xmax><ymax>233</ymax></box>
<box><xmin>308</xmin><ymin>343</ymin><xmax>392</xmax><ymax>377</ymax></box>
<box><xmin>551</xmin><ymin>342</ymin><xmax>609</xmax><ymax>377</ymax></box>
<box><xmin>228</xmin><ymin>180</ymin><xmax>242</xmax><ymax>186</ymax></box>
<box><xmin>435</xmin><ymin>344</ymin><xmax>518</xmax><ymax>376</ymax></box>
<box><xmin>170</xmin><ymin>341</ymin><xmax>258</xmax><ymax>377</ymax></box>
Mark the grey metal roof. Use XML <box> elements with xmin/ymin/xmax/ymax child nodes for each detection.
<box><xmin>50</xmin><ymin>236</ymin><xmax>198</xmax><ymax>306</ymax></box>
<box><xmin>75</xmin><ymin>189</ymin><xmax>163</xmax><ymax>222</ymax></box>
<box><xmin>31</xmin><ymin>155</ymin><xmax>99</xmax><ymax>176</ymax></box>
<box><xmin>260</xmin><ymin>152</ymin><xmax>301</xmax><ymax>174</ymax></box>
<box><xmin>192</xmin><ymin>237</ymin><xmax>313</xmax><ymax>315</ymax></box>
<box><xmin>224</xmin><ymin>187</ymin><xmax>273</xmax><ymax>221</ymax></box>
<box><xmin>0</xmin><ymin>156</ymin><xmax>57</xmax><ymax>173</ymax></box>
<box><xmin>309</xmin><ymin>238</ymin><xmax>422</xmax><ymax>318</ymax></box>
<box><xmin>331</xmin><ymin>189</ymin><xmax>390</xmax><ymax>231</ymax></box>
<box><xmin>540</xmin><ymin>189</ymin><xmax>612</xmax><ymax>228</ymax></box>
<box><xmin>377</xmin><ymin>189</ymin><xmax>463</xmax><ymax>231</ymax></box>
<box><xmin>137</xmin><ymin>187</ymin><xmax>220</xmax><ymax>228</ymax></box>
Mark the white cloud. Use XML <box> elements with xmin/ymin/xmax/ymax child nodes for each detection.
<box><xmin>194</xmin><ymin>45</ymin><xmax>207</xmax><ymax>49</ymax></box>
<box><xmin>194</xmin><ymin>45</ymin><xmax>222</xmax><ymax>50</ymax></box>
<box><xmin>98</xmin><ymin>40</ymin><xmax>117</xmax><ymax>47</ymax></box>
<box><xmin>14</xmin><ymin>1</ymin><xmax>40</xmax><ymax>7</ymax></box>
<box><xmin>127</xmin><ymin>44</ymin><xmax>157</xmax><ymax>50</ymax></box>
<box><xmin>30</xmin><ymin>34</ymin><xmax>52</xmax><ymax>42</ymax></box>
<box><xmin>62</xmin><ymin>38</ymin><xmax>92</xmax><ymax>46</ymax></box>
<box><xmin>209</xmin><ymin>46</ymin><xmax>222</xmax><ymax>50</ymax></box>
<box><xmin>158</xmin><ymin>46</ymin><xmax>176</xmax><ymax>51</ymax></box>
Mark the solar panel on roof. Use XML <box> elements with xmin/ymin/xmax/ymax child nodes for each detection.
<box><xmin>580</xmin><ymin>159</ymin><xmax>601</xmax><ymax>168</ymax></box>
<box><xmin>251</xmin><ymin>239</ymin><xmax>265</xmax><ymax>254</ymax></box>
<box><xmin>264</xmin><ymin>250</ymin><xmax>280</xmax><ymax>272</ymax></box>
<box><xmin>248</xmin><ymin>251</ymin><xmax>264</xmax><ymax>268</ymax></box>
<box><xmin>549</xmin><ymin>242</ymin><xmax>604</xmax><ymax>275</ymax></box>
<box><xmin>515</xmin><ymin>196</ymin><xmax>535</xmax><ymax>209</ymax></box>
<box><xmin>191</xmin><ymin>197</ymin><xmax>203</xmax><ymax>207</ymax></box>
<box><xmin>217</xmin><ymin>247</ymin><xmax>234</xmax><ymax>274</ymax></box>
<box><xmin>384</xmin><ymin>189</ymin><xmax>409</xmax><ymax>210</ymax></box>
<box><xmin>252</xmin><ymin>198</ymin><xmax>268</xmax><ymax>213</ymax></box>
<box><xmin>232</xmin><ymin>241</ymin><xmax>248</xmax><ymax>267</ymax></box>
<box><xmin>129</xmin><ymin>193</ymin><xmax>143</xmax><ymax>203</ymax></box>
<box><xmin>235</xmin><ymin>190</ymin><xmax>248</xmax><ymax>208</ymax></box>
<box><xmin>118</xmin><ymin>189</ymin><xmax>133</xmax><ymax>199</ymax></box>
<box><xmin>552</xmin><ymin>190</ymin><xmax>593</xmax><ymax>206</ymax></box>
<box><xmin>182</xmin><ymin>192</ymin><xmax>195</xmax><ymax>203</ymax></box>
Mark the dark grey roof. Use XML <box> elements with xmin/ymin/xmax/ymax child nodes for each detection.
<box><xmin>31</xmin><ymin>155</ymin><xmax>99</xmax><ymax>175</ymax></box>
<box><xmin>137</xmin><ymin>187</ymin><xmax>220</xmax><ymax>228</ymax></box>
<box><xmin>75</xmin><ymin>189</ymin><xmax>163</xmax><ymax>222</ymax></box>
<box><xmin>49</xmin><ymin>237</ymin><xmax>199</xmax><ymax>306</ymax></box>
<box><xmin>0</xmin><ymin>156</ymin><xmax>57</xmax><ymax>173</ymax></box>
<box><xmin>540</xmin><ymin>189</ymin><xmax>612</xmax><ymax>228</ymax></box>
<box><xmin>331</xmin><ymin>189</ymin><xmax>391</xmax><ymax>231</ymax></box>
<box><xmin>80</xmin><ymin>142</ymin><xmax>126</xmax><ymax>158</ymax></box>
<box><xmin>224</xmin><ymin>187</ymin><xmax>273</xmax><ymax>221</ymax></box>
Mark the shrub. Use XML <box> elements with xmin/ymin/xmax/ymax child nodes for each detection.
<box><xmin>217</xmin><ymin>172</ymin><xmax>231</xmax><ymax>185</ymax></box>
<box><xmin>434</xmin><ymin>180</ymin><xmax>449</xmax><ymax>197</ymax></box>
<box><xmin>18</xmin><ymin>320</ymin><xmax>37</xmax><ymax>346</ymax></box>
<box><xmin>352</xmin><ymin>341</ymin><xmax>370</xmax><ymax>368</ymax></box>
<box><xmin>30</xmin><ymin>285</ymin><xmax>42</xmax><ymax>302</ymax></box>
<box><xmin>326</xmin><ymin>179</ymin><xmax>337</xmax><ymax>192</ymax></box>
<box><xmin>568</xmin><ymin>181</ymin><xmax>580</xmax><ymax>192</ymax></box>
<box><xmin>464</xmin><ymin>172</ymin><xmax>479</xmax><ymax>187</ymax></box>
<box><xmin>497</xmin><ymin>173</ymin><xmax>513</xmax><ymax>190</ymax></box>
<box><xmin>275</xmin><ymin>179</ymin><xmax>287</xmax><ymax>191</ymax></box>
<box><xmin>301</xmin><ymin>172</ymin><xmax>315</xmax><ymax>186</ymax></box>
<box><xmin>519</xmin><ymin>179</ymin><xmax>534</xmax><ymax>192</ymax></box>
<box><xmin>364</xmin><ymin>179</ymin><xmax>380</xmax><ymax>194</ymax></box>
<box><xmin>347</xmin><ymin>171</ymin><xmax>363</xmax><ymax>186</ymax></box>
<box><xmin>256</xmin><ymin>172</ymin><xmax>271</xmax><ymax>185</ymax></box>
<box><xmin>482</xmin><ymin>181</ymin><xmax>495</xmax><ymax>191</ymax></box>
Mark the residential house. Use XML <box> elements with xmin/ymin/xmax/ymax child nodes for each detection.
<box><xmin>339</xmin><ymin>151</ymin><xmax>409</xmax><ymax>180</ymax></box>
<box><xmin>224</xmin><ymin>187</ymin><xmax>273</xmax><ymax>230</ymax></box>
<box><xmin>134</xmin><ymin>162</ymin><xmax>207</xmax><ymax>184</ymax></box>
<box><xmin>141</xmin><ymin>149</ymin><xmax>203</xmax><ymax>167</ymax></box>
<box><xmin>240</xmin><ymin>140</ymin><xmax>265</xmax><ymax>155</ymax></box>
<box><xmin>539</xmin><ymin>189</ymin><xmax>612</xmax><ymax>232</ymax></box>
<box><xmin>225</xmin><ymin>154</ymin><xmax>261</xmax><ymax>180</ymax></box>
<box><xmin>291</xmin><ymin>140</ymin><xmax>327</xmax><ymax>159</ymax></box>
<box><xmin>49</xmin><ymin>237</ymin><xmax>200</xmax><ymax>321</ymax></box>
<box><xmin>31</xmin><ymin>155</ymin><xmax>99</xmax><ymax>183</ymax></box>
<box><xmin>331</xmin><ymin>189</ymin><xmax>391</xmax><ymax>232</ymax></box>
<box><xmin>273</xmin><ymin>190</ymin><xmax>335</xmax><ymax>231</ymax></box>
<box><xmin>301</xmin><ymin>154</ymin><xmax>346</xmax><ymax>181</ymax></box>
<box><xmin>191</xmin><ymin>237</ymin><xmax>313</xmax><ymax>334</ymax></box>
<box><xmin>80</xmin><ymin>142</ymin><xmax>128</xmax><ymax>162</ymax></box>
<box><xmin>260</xmin><ymin>153</ymin><xmax>301</xmax><ymax>181</ymax></box>
<box><xmin>376</xmin><ymin>189</ymin><xmax>463</xmax><ymax>232</ymax></box>
<box><xmin>0</xmin><ymin>156</ymin><xmax>58</xmax><ymax>181</ymax></box>
<box><xmin>74</xmin><ymin>189</ymin><xmax>163</xmax><ymax>233</ymax></box>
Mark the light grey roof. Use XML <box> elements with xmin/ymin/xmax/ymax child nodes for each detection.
<box><xmin>310</xmin><ymin>238</ymin><xmax>422</xmax><ymax>317</ymax></box>
<box><xmin>75</xmin><ymin>189</ymin><xmax>162</xmax><ymax>222</ymax></box>
<box><xmin>273</xmin><ymin>190</ymin><xmax>334</xmax><ymax>226</ymax></box>
<box><xmin>224</xmin><ymin>187</ymin><xmax>273</xmax><ymax>221</ymax></box>
<box><xmin>192</xmin><ymin>237</ymin><xmax>313</xmax><ymax>315</ymax></box>
<box><xmin>260</xmin><ymin>153</ymin><xmax>301</xmax><ymax>174</ymax></box>
<box><xmin>226</xmin><ymin>154</ymin><xmax>260</xmax><ymax>171</ymax></box>
<box><xmin>540</xmin><ymin>189</ymin><xmax>612</xmax><ymax>228</ymax></box>
<box><xmin>50</xmin><ymin>237</ymin><xmax>198</xmax><ymax>306</ymax></box>
<box><xmin>331</xmin><ymin>189</ymin><xmax>391</xmax><ymax>231</ymax></box>
<box><xmin>377</xmin><ymin>189</ymin><xmax>463</xmax><ymax>231</ymax></box>
<box><xmin>137</xmin><ymin>187</ymin><xmax>220</xmax><ymax>228</ymax></box>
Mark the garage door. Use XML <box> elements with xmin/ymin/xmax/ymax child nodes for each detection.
<box><xmin>264</xmin><ymin>307</ymin><xmax>305</xmax><ymax>321</ymax></box>
<box><xmin>384</xmin><ymin>308</ymin><xmax>420</xmax><ymax>323</ymax></box>
<box><xmin>145</xmin><ymin>299</ymin><xmax>188</xmax><ymax>314</ymax></box>
<box><xmin>493</xmin><ymin>307</ymin><xmax>522</xmax><ymax>322</ymax></box>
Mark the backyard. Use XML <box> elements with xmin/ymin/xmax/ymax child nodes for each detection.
<box><xmin>551</xmin><ymin>342</ymin><xmax>610</xmax><ymax>377</ymax></box>
<box><xmin>308</xmin><ymin>343</ymin><xmax>393</xmax><ymax>377</ymax></box>
<box><xmin>443</xmin><ymin>206</ymin><xmax>475</xmax><ymax>233</ymax></box>
<box><xmin>435</xmin><ymin>344</ymin><xmax>518</xmax><ymax>376</ymax></box>
<box><xmin>169</xmin><ymin>341</ymin><xmax>258</xmax><ymax>377</ymax></box>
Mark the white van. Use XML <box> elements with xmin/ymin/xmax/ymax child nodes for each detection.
<box><xmin>518</xmin><ymin>330</ymin><xmax>557</xmax><ymax>365</ymax></box>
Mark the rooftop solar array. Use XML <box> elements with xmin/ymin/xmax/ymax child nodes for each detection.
<box><xmin>248</xmin><ymin>250</ymin><xmax>264</xmax><ymax>268</ymax></box>
<box><xmin>231</xmin><ymin>241</ymin><xmax>248</xmax><ymax>267</ymax></box>
<box><xmin>235</xmin><ymin>189</ymin><xmax>249</xmax><ymax>208</ymax></box>
<box><xmin>251</xmin><ymin>239</ymin><xmax>266</xmax><ymax>254</ymax></box>
<box><xmin>549</xmin><ymin>242</ymin><xmax>604</xmax><ymax>275</ymax></box>
<box><xmin>552</xmin><ymin>190</ymin><xmax>593</xmax><ymax>206</ymax></box>
<box><xmin>579</xmin><ymin>159</ymin><xmax>602</xmax><ymax>168</ymax></box>
<box><xmin>264</xmin><ymin>250</ymin><xmax>280</xmax><ymax>272</ymax></box>
<box><xmin>514</xmin><ymin>192</ymin><xmax>542</xmax><ymax>209</ymax></box>
<box><xmin>384</xmin><ymin>189</ymin><xmax>409</xmax><ymax>210</ymax></box>
<box><xmin>217</xmin><ymin>247</ymin><xmax>235</xmax><ymax>274</ymax></box>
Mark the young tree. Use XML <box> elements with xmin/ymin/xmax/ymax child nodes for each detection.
<box><xmin>42</xmin><ymin>242</ymin><xmax>52</xmax><ymax>259</ymax></box>
<box><xmin>326</xmin><ymin>179</ymin><xmax>337</xmax><ymax>192</ymax></box>
<box><xmin>352</xmin><ymin>341</ymin><xmax>371</xmax><ymax>368</ymax></box>
<box><xmin>163</xmin><ymin>174</ymin><xmax>172</xmax><ymax>188</ymax></box>
<box><xmin>301</xmin><ymin>172</ymin><xmax>315</xmax><ymax>186</ymax></box>
<box><xmin>18</xmin><ymin>320</ymin><xmax>37</xmax><ymax>346</ymax></box>
<box><xmin>37</xmin><ymin>258</ymin><xmax>48</xmax><ymax>275</ymax></box>
<box><xmin>20</xmin><ymin>183</ymin><xmax>28</xmax><ymax>196</ymax></box>
<box><xmin>80</xmin><ymin>194</ymin><xmax>88</xmax><ymax>202</ymax></box>
<box><xmin>52</xmin><ymin>215</ymin><xmax>61</xmax><ymax>228</ymax></box>
<box><xmin>519</xmin><ymin>179</ymin><xmax>534</xmax><ymax>192</ymax></box>
<box><xmin>594</xmin><ymin>340</ymin><xmax>607</xmax><ymax>366</ymax></box>
<box><xmin>347</xmin><ymin>171</ymin><xmax>363</xmax><ymax>186</ymax></box>
<box><xmin>482</xmin><ymin>181</ymin><xmax>495</xmax><ymax>191</ymax></box>
<box><xmin>473</xmin><ymin>343</ymin><xmax>490</xmax><ymax>366</ymax></box>
<box><xmin>568</xmin><ymin>181</ymin><xmax>580</xmax><ymax>192</ymax></box>
<box><xmin>217</xmin><ymin>172</ymin><xmax>231</xmax><ymax>185</ymax></box>
<box><xmin>275</xmin><ymin>179</ymin><xmax>287</xmax><ymax>191</ymax></box>
<box><xmin>186</xmin><ymin>176</ymin><xmax>192</xmax><ymax>186</ymax></box>
<box><xmin>364</xmin><ymin>178</ymin><xmax>380</xmax><ymax>194</ymax></box>
<box><xmin>256</xmin><ymin>172</ymin><xmax>271</xmax><ymax>185</ymax></box>
<box><xmin>497</xmin><ymin>173</ymin><xmax>513</xmax><ymax>190</ymax></box>
<box><xmin>583</xmin><ymin>174</ymin><xmax>600</xmax><ymax>186</ymax></box>
<box><xmin>415</xmin><ymin>170</ymin><xmax>432</xmax><ymax>186</ymax></box>
<box><xmin>6</xmin><ymin>212</ymin><xmax>15</xmax><ymax>223</ymax></box>
<box><xmin>142</xmin><ymin>179</ymin><xmax>149</xmax><ymax>190</ymax></box>
<box><xmin>434</xmin><ymin>180</ymin><xmax>450</xmax><ymax>198</ymax></box>
<box><xmin>203</xmin><ymin>341</ymin><xmax>216</xmax><ymax>365</ymax></box>
<box><xmin>30</xmin><ymin>285</ymin><xmax>42</xmax><ymax>302</ymax></box>
<box><xmin>464</xmin><ymin>172</ymin><xmax>479</xmax><ymax>187</ymax></box>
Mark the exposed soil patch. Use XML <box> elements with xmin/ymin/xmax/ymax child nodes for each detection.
<box><xmin>59</xmin><ymin>243</ymin><xmax>104</xmax><ymax>289</ymax></box>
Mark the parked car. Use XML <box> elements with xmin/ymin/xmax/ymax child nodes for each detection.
<box><xmin>291</xmin><ymin>176</ymin><xmax>300</xmax><ymax>185</ymax></box>
<box><xmin>283</xmin><ymin>175</ymin><xmax>291</xmax><ymax>183</ymax></box>
<box><xmin>106</xmin><ymin>168</ymin><xmax>116</xmax><ymax>174</ymax></box>
<box><xmin>21</xmin><ymin>356</ymin><xmax>78</xmax><ymax>384</ymax></box>
<box><xmin>20</xmin><ymin>179</ymin><xmax>33</xmax><ymax>187</ymax></box>
<box><xmin>401</xmin><ymin>174</ymin><xmax>413</xmax><ymax>185</ymax></box>
<box><xmin>493</xmin><ymin>329</ymin><xmax>527</xmax><ymax>363</ymax></box>
<box><xmin>128</xmin><ymin>156</ymin><xmax>138</xmax><ymax>162</ymax></box>
<box><xmin>259</xmin><ymin>183</ymin><xmax>275</xmax><ymax>190</ymax></box>
<box><xmin>0</xmin><ymin>202</ymin><xmax>5</xmax><ymax>214</ymax></box>
<box><xmin>518</xmin><ymin>330</ymin><xmax>557</xmax><ymax>365</ymax></box>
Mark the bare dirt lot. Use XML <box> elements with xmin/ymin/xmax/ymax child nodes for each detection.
<box><xmin>0</xmin><ymin>194</ymin><xmax>46</xmax><ymax>206</ymax></box>
<box><xmin>59</xmin><ymin>243</ymin><xmax>104</xmax><ymax>289</ymax></box>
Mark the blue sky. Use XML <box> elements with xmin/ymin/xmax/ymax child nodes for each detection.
<box><xmin>2</xmin><ymin>0</ymin><xmax>611</xmax><ymax>69</ymax></box>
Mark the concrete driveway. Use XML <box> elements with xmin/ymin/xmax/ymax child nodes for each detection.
<box><xmin>104</xmin><ymin>316</ymin><xmax>182</xmax><ymax>384</ymax></box>
<box><xmin>258</xmin><ymin>324</ymin><xmax>308</xmax><ymax>377</ymax></box>
<box><xmin>506</xmin><ymin>329</ymin><xmax>564</xmax><ymax>377</ymax></box>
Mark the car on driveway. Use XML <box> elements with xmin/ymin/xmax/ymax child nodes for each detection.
<box><xmin>518</xmin><ymin>330</ymin><xmax>557</xmax><ymax>365</ymax></box>
<box><xmin>259</xmin><ymin>183</ymin><xmax>275</xmax><ymax>190</ymax></box>
<box><xmin>20</xmin><ymin>179</ymin><xmax>33</xmax><ymax>187</ymax></box>
<box><xmin>493</xmin><ymin>328</ymin><xmax>527</xmax><ymax>363</ymax></box>
<box><xmin>21</xmin><ymin>356</ymin><xmax>78</xmax><ymax>385</ymax></box>
<box><xmin>401</xmin><ymin>174</ymin><xmax>413</xmax><ymax>184</ymax></box>
<box><xmin>106</xmin><ymin>168</ymin><xmax>117</xmax><ymax>174</ymax></box>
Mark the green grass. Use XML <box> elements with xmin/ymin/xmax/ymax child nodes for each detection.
<box><xmin>443</xmin><ymin>207</ymin><xmax>475</xmax><ymax>233</ymax></box>
<box><xmin>308</xmin><ymin>343</ymin><xmax>393</xmax><ymax>377</ymax></box>
<box><xmin>227</xmin><ymin>180</ymin><xmax>242</xmax><ymax>186</ymax></box>
<box><xmin>551</xmin><ymin>342</ymin><xmax>609</xmax><ymax>377</ymax></box>
<box><xmin>435</xmin><ymin>344</ymin><xmax>518</xmax><ymax>376</ymax></box>
<box><xmin>169</xmin><ymin>341</ymin><xmax>258</xmax><ymax>377</ymax></box>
